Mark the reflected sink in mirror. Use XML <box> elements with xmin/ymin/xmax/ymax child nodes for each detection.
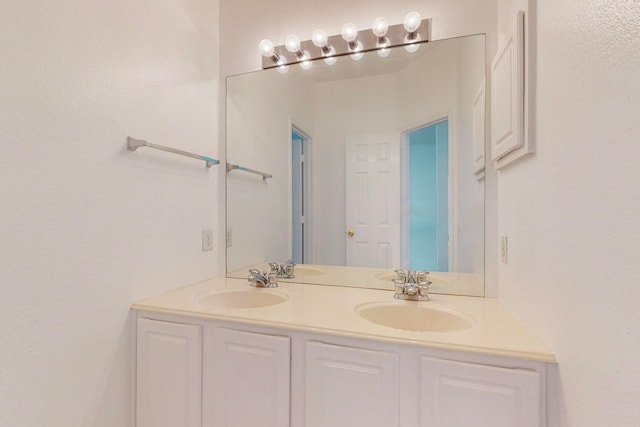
<box><xmin>374</xmin><ymin>271</ymin><xmax>450</xmax><ymax>284</ymax></box>
<box><xmin>197</xmin><ymin>289</ymin><xmax>288</xmax><ymax>309</ymax></box>
<box><xmin>356</xmin><ymin>302</ymin><xmax>475</xmax><ymax>332</ymax></box>
<box><xmin>289</xmin><ymin>266</ymin><xmax>325</xmax><ymax>277</ymax></box>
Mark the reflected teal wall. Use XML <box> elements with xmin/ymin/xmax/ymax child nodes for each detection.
<box><xmin>408</xmin><ymin>120</ymin><xmax>448</xmax><ymax>271</ymax></box>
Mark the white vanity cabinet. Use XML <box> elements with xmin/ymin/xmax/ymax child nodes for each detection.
<box><xmin>206</xmin><ymin>327</ymin><xmax>290</xmax><ymax>427</ymax></box>
<box><xmin>135</xmin><ymin>317</ymin><xmax>290</xmax><ymax>427</ymax></box>
<box><xmin>419</xmin><ymin>357</ymin><xmax>542</xmax><ymax>427</ymax></box>
<box><xmin>134</xmin><ymin>313</ymin><xmax>548</xmax><ymax>427</ymax></box>
<box><xmin>136</xmin><ymin>318</ymin><xmax>203</xmax><ymax>427</ymax></box>
<box><xmin>304</xmin><ymin>341</ymin><xmax>399</xmax><ymax>427</ymax></box>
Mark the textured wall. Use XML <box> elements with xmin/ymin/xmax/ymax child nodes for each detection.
<box><xmin>496</xmin><ymin>0</ymin><xmax>640</xmax><ymax>425</ymax></box>
<box><xmin>0</xmin><ymin>1</ymin><xmax>219</xmax><ymax>425</ymax></box>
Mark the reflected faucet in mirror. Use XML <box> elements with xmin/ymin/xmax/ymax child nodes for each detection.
<box><xmin>269</xmin><ymin>261</ymin><xmax>296</xmax><ymax>279</ymax></box>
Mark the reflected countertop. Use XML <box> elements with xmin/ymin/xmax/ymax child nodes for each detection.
<box><xmin>227</xmin><ymin>263</ymin><xmax>485</xmax><ymax>297</ymax></box>
<box><xmin>132</xmin><ymin>277</ymin><xmax>554</xmax><ymax>363</ymax></box>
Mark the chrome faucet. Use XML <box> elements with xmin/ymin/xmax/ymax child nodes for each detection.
<box><xmin>392</xmin><ymin>269</ymin><xmax>431</xmax><ymax>301</ymax></box>
<box><xmin>247</xmin><ymin>269</ymin><xmax>278</xmax><ymax>288</ymax></box>
<box><xmin>269</xmin><ymin>260</ymin><xmax>296</xmax><ymax>279</ymax></box>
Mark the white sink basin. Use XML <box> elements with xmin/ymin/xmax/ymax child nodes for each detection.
<box><xmin>355</xmin><ymin>302</ymin><xmax>474</xmax><ymax>332</ymax></box>
<box><xmin>197</xmin><ymin>289</ymin><xmax>288</xmax><ymax>309</ymax></box>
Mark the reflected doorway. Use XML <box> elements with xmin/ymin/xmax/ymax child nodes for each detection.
<box><xmin>403</xmin><ymin>119</ymin><xmax>449</xmax><ymax>271</ymax></box>
<box><xmin>291</xmin><ymin>126</ymin><xmax>312</xmax><ymax>264</ymax></box>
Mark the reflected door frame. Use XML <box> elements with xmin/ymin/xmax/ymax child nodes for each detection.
<box><xmin>400</xmin><ymin>113</ymin><xmax>456</xmax><ymax>272</ymax></box>
<box><xmin>290</xmin><ymin>119</ymin><xmax>313</xmax><ymax>264</ymax></box>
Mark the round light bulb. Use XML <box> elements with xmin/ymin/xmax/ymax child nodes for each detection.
<box><xmin>403</xmin><ymin>11</ymin><xmax>422</xmax><ymax>33</ymax></box>
<box><xmin>377</xmin><ymin>47</ymin><xmax>391</xmax><ymax>58</ymax></box>
<box><xmin>284</xmin><ymin>34</ymin><xmax>301</xmax><ymax>53</ymax></box>
<box><xmin>312</xmin><ymin>29</ymin><xmax>328</xmax><ymax>48</ymax></box>
<box><xmin>277</xmin><ymin>64</ymin><xmax>289</xmax><ymax>74</ymax></box>
<box><xmin>258</xmin><ymin>39</ymin><xmax>275</xmax><ymax>57</ymax></box>
<box><xmin>372</xmin><ymin>17</ymin><xmax>389</xmax><ymax>37</ymax></box>
<box><xmin>341</xmin><ymin>23</ymin><xmax>358</xmax><ymax>42</ymax></box>
<box><xmin>300</xmin><ymin>60</ymin><xmax>312</xmax><ymax>70</ymax></box>
<box><xmin>349</xmin><ymin>41</ymin><xmax>364</xmax><ymax>60</ymax></box>
<box><xmin>404</xmin><ymin>41</ymin><xmax>420</xmax><ymax>53</ymax></box>
<box><xmin>324</xmin><ymin>56</ymin><xmax>338</xmax><ymax>65</ymax></box>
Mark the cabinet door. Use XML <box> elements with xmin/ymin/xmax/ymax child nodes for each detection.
<box><xmin>136</xmin><ymin>317</ymin><xmax>202</xmax><ymax>427</ymax></box>
<box><xmin>419</xmin><ymin>357</ymin><xmax>541</xmax><ymax>427</ymax></box>
<box><xmin>209</xmin><ymin>327</ymin><xmax>290</xmax><ymax>427</ymax></box>
<box><xmin>305</xmin><ymin>341</ymin><xmax>399</xmax><ymax>427</ymax></box>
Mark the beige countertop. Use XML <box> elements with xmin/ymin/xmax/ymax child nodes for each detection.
<box><xmin>132</xmin><ymin>277</ymin><xmax>555</xmax><ymax>363</ymax></box>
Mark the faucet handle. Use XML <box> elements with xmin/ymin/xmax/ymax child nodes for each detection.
<box><xmin>394</xmin><ymin>269</ymin><xmax>408</xmax><ymax>283</ymax></box>
<box><xmin>417</xmin><ymin>283</ymin><xmax>430</xmax><ymax>300</ymax></box>
<box><xmin>284</xmin><ymin>263</ymin><xmax>295</xmax><ymax>278</ymax></box>
<box><xmin>268</xmin><ymin>262</ymin><xmax>280</xmax><ymax>273</ymax></box>
<box><xmin>415</xmin><ymin>271</ymin><xmax>430</xmax><ymax>284</ymax></box>
<box><xmin>267</xmin><ymin>272</ymin><xmax>279</xmax><ymax>288</ymax></box>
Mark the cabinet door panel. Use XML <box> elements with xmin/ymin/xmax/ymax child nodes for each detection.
<box><xmin>420</xmin><ymin>357</ymin><xmax>541</xmax><ymax>427</ymax></box>
<box><xmin>305</xmin><ymin>341</ymin><xmax>399</xmax><ymax>427</ymax></box>
<box><xmin>136</xmin><ymin>318</ymin><xmax>202</xmax><ymax>427</ymax></box>
<box><xmin>209</xmin><ymin>327</ymin><xmax>290</xmax><ymax>427</ymax></box>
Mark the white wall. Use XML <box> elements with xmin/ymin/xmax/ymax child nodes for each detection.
<box><xmin>0</xmin><ymin>1</ymin><xmax>219</xmax><ymax>425</ymax></box>
<box><xmin>454</xmin><ymin>36</ymin><xmax>486</xmax><ymax>276</ymax></box>
<box><xmin>496</xmin><ymin>0</ymin><xmax>640</xmax><ymax>426</ymax></box>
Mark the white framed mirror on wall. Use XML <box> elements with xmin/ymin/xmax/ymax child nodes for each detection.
<box><xmin>226</xmin><ymin>34</ymin><xmax>486</xmax><ymax>297</ymax></box>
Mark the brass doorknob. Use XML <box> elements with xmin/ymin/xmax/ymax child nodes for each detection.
<box><xmin>347</xmin><ymin>230</ymin><xmax>355</xmax><ymax>237</ymax></box>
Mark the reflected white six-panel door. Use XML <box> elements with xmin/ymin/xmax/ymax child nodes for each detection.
<box><xmin>345</xmin><ymin>133</ymin><xmax>400</xmax><ymax>268</ymax></box>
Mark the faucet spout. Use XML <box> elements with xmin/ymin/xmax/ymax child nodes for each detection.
<box><xmin>269</xmin><ymin>260</ymin><xmax>296</xmax><ymax>279</ymax></box>
<box><xmin>247</xmin><ymin>269</ymin><xmax>278</xmax><ymax>288</ymax></box>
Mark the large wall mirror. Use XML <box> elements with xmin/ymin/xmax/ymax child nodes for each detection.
<box><xmin>226</xmin><ymin>34</ymin><xmax>486</xmax><ymax>297</ymax></box>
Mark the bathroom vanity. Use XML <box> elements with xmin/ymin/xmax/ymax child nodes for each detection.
<box><xmin>132</xmin><ymin>278</ymin><xmax>554</xmax><ymax>427</ymax></box>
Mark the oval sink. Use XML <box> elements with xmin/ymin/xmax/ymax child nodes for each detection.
<box><xmin>197</xmin><ymin>289</ymin><xmax>288</xmax><ymax>309</ymax></box>
<box><xmin>356</xmin><ymin>302</ymin><xmax>474</xmax><ymax>332</ymax></box>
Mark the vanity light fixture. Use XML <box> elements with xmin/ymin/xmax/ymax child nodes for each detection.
<box><xmin>372</xmin><ymin>17</ymin><xmax>391</xmax><ymax>57</ymax></box>
<box><xmin>372</xmin><ymin>17</ymin><xmax>389</xmax><ymax>45</ymax></box>
<box><xmin>258</xmin><ymin>12</ymin><xmax>430</xmax><ymax>69</ymax></box>
<box><xmin>284</xmin><ymin>34</ymin><xmax>308</xmax><ymax>60</ymax></box>
<box><xmin>276</xmin><ymin>64</ymin><xmax>289</xmax><ymax>74</ymax></box>
<box><xmin>285</xmin><ymin>34</ymin><xmax>313</xmax><ymax>69</ymax></box>
<box><xmin>341</xmin><ymin>23</ymin><xmax>364</xmax><ymax>60</ymax></box>
<box><xmin>312</xmin><ymin>29</ymin><xmax>338</xmax><ymax>65</ymax></box>
<box><xmin>311</xmin><ymin>29</ymin><xmax>333</xmax><ymax>55</ymax></box>
<box><xmin>258</xmin><ymin>39</ymin><xmax>281</xmax><ymax>64</ymax></box>
<box><xmin>403</xmin><ymin>11</ymin><xmax>422</xmax><ymax>52</ymax></box>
